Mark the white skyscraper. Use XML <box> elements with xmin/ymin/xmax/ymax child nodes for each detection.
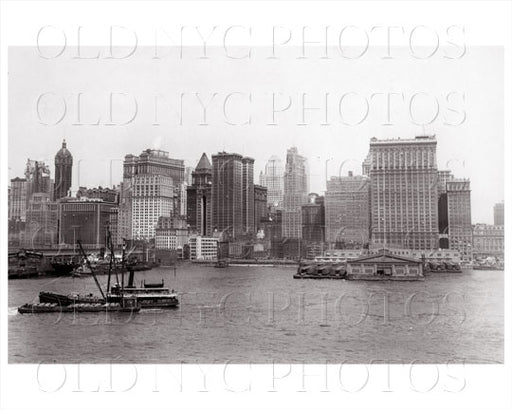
<box><xmin>259</xmin><ymin>156</ymin><xmax>284</xmax><ymax>209</ymax></box>
<box><xmin>119</xmin><ymin>149</ymin><xmax>184</xmax><ymax>241</ymax></box>
<box><xmin>282</xmin><ymin>147</ymin><xmax>309</xmax><ymax>239</ymax></box>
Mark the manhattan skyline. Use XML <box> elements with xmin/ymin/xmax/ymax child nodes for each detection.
<box><xmin>8</xmin><ymin>46</ymin><xmax>504</xmax><ymax>224</ymax></box>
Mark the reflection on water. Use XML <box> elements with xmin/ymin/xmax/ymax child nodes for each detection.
<box><xmin>8</xmin><ymin>264</ymin><xmax>504</xmax><ymax>364</ymax></box>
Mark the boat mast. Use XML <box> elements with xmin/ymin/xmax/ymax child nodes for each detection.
<box><xmin>107</xmin><ymin>227</ymin><xmax>112</xmax><ymax>293</ymax></box>
<box><xmin>76</xmin><ymin>240</ymin><xmax>106</xmax><ymax>300</ymax></box>
<box><xmin>121</xmin><ymin>239</ymin><xmax>126</xmax><ymax>293</ymax></box>
<box><xmin>111</xmin><ymin>232</ymin><xmax>119</xmax><ymax>284</ymax></box>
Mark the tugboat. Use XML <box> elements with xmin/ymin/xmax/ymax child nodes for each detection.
<box><xmin>103</xmin><ymin>234</ymin><xmax>179</xmax><ymax>308</ymax></box>
<box><xmin>34</xmin><ymin>233</ymin><xmax>179</xmax><ymax>311</ymax></box>
<box><xmin>22</xmin><ymin>240</ymin><xmax>141</xmax><ymax>314</ymax></box>
<box><xmin>106</xmin><ymin>269</ymin><xmax>179</xmax><ymax>308</ymax></box>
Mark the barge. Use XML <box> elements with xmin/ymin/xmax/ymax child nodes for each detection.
<box><xmin>18</xmin><ymin>297</ymin><xmax>140</xmax><ymax>314</ymax></box>
<box><xmin>293</xmin><ymin>262</ymin><xmax>347</xmax><ymax>279</ymax></box>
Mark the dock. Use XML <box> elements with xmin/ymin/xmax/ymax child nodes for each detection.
<box><xmin>294</xmin><ymin>251</ymin><xmax>427</xmax><ymax>281</ymax></box>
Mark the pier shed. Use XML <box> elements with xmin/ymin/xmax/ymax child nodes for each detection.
<box><xmin>346</xmin><ymin>251</ymin><xmax>424</xmax><ymax>280</ymax></box>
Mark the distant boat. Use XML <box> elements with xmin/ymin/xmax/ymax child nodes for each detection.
<box><xmin>214</xmin><ymin>259</ymin><xmax>229</xmax><ymax>268</ymax></box>
<box><xmin>48</xmin><ymin>261</ymin><xmax>79</xmax><ymax>276</ymax></box>
<box><xmin>473</xmin><ymin>264</ymin><xmax>504</xmax><ymax>271</ymax></box>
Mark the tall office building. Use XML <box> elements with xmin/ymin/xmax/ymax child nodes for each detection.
<box><xmin>259</xmin><ymin>156</ymin><xmax>284</xmax><ymax>209</ymax></box>
<box><xmin>9</xmin><ymin>177</ymin><xmax>28</xmax><ymax>222</ymax></box>
<box><xmin>494</xmin><ymin>202</ymin><xmax>504</xmax><ymax>226</ymax></box>
<box><xmin>325</xmin><ymin>172</ymin><xmax>370</xmax><ymax>247</ymax></box>
<box><xmin>282</xmin><ymin>147</ymin><xmax>309</xmax><ymax>239</ymax></box>
<box><xmin>117</xmin><ymin>180</ymin><xmax>132</xmax><ymax>245</ymax></box>
<box><xmin>254</xmin><ymin>184</ymin><xmax>268</xmax><ymax>231</ymax></box>
<box><xmin>437</xmin><ymin>170</ymin><xmax>454</xmax><ymax>248</ymax></box>
<box><xmin>362</xmin><ymin>152</ymin><xmax>372</xmax><ymax>176</ymax></box>
<box><xmin>242</xmin><ymin>157</ymin><xmax>255</xmax><ymax>235</ymax></box>
<box><xmin>54</xmin><ymin>139</ymin><xmax>73</xmax><ymax>200</ymax></box>
<box><xmin>25</xmin><ymin>159</ymin><xmax>53</xmax><ymax>200</ymax></box>
<box><xmin>119</xmin><ymin>149</ymin><xmax>184</xmax><ymax>241</ymax></box>
<box><xmin>24</xmin><ymin>193</ymin><xmax>59</xmax><ymax>248</ymax></box>
<box><xmin>184</xmin><ymin>166</ymin><xmax>194</xmax><ymax>186</ymax></box>
<box><xmin>211</xmin><ymin>152</ymin><xmax>256</xmax><ymax>239</ymax></box>
<box><xmin>302</xmin><ymin>193</ymin><xmax>325</xmax><ymax>242</ymax></box>
<box><xmin>447</xmin><ymin>179</ymin><xmax>472</xmax><ymax>262</ymax></box>
<box><xmin>368</xmin><ymin>136</ymin><xmax>439</xmax><ymax>250</ymax></box>
<box><xmin>187</xmin><ymin>153</ymin><xmax>213</xmax><ymax>236</ymax></box>
<box><xmin>437</xmin><ymin>170</ymin><xmax>454</xmax><ymax>193</ymax></box>
<box><xmin>123</xmin><ymin>149</ymin><xmax>185</xmax><ymax>182</ymax></box>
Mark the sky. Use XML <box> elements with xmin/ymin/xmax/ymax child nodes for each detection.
<box><xmin>8</xmin><ymin>46</ymin><xmax>504</xmax><ymax>224</ymax></box>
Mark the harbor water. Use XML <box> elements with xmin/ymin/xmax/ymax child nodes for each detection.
<box><xmin>8</xmin><ymin>264</ymin><xmax>504</xmax><ymax>364</ymax></box>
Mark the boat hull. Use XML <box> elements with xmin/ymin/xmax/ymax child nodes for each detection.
<box><xmin>39</xmin><ymin>291</ymin><xmax>104</xmax><ymax>306</ymax></box>
<box><xmin>18</xmin><ymin>303</ymin><xmax>140</xmax><ymax>314</ymax></box>
<box><xmin>48</xmin><ymin>262</ymin><xmax>79</xmax><ymax>276</ymax></box>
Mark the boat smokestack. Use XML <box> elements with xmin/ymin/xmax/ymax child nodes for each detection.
<box><xmin>127</xmin><ymin>269</ymin><xmax>135</xmax><ymax>288</ymax></box>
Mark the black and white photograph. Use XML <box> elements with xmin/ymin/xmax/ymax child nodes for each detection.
<box><xmin>0</xmin><ymin>1</ymin><xmax>510</xmax><ymax>410</ymax></box>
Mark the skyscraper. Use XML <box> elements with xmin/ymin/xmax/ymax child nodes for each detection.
<box><xmin>25</xmin><ymin>159</ymin><xmax>53</xmax><ymax>200</ymax></box>
<box><xmin>282</xmin><ymin>147</ymin><xmax>309</xmax><ymax>239</ymax></box>
<box><xmin>54</xmin><ymin>139</ymin><xmax>73</xmax><ymax>200</ymax></box>
<box><xmin>119</xmin><ymin>149</ymin><xmax>184</xmax><ymax>241</ymax></box>
<box><xmin>437</xmin><ymin>170</ymin><xmax>454</xmax><ymax>248</ymax></box>
<box><xmin>368</xmin><ymin>136</ymin><xmax>439</xmax><ymax>250</ymax></box>
<box><xmin>8</xmin><ymin>177</ymin><xmax>27</xmax><ymax>222</ymax></box>
<box><xmin>259</xmin><ymin>156</ymin><xmax>284</xmax><ymax>208</ymax></box>
<box><xmin>24</xmin><ymin>193</ymin><xmax>59</xmax><ymax>248</ymax></box>
<box><xmin>211</xmin><ymin>152</ymin><xmax>244</xmax><ymax>239</ymax></box>
<box><xmin>254</xmin><ymin>184</ymin><xmax>268</xmax><ymax>231</ymax></box>
<box><xmin>302</xmin><ymin>193</ymin><xmax>325</xmax><ymax>242</ymax></box>
<box><xmin>325</xmin><ymin>172</ymin><xmax>370</xmax><ymax>247</ymax></box>
<box><xmin>187</xmin><ymin>153</ymin><xmax>213</xmax><ymax>236</ymax></box>
<box><xmin>447</xmin><ymin>179</ymin><xmax>472</xmax><ymax>262</ymax></box>
<box><xmin>494</xmin><ymin>202</ymin><xmax>504</xmax><ymax>226</ymax></box>
<box><xmin>242</xmin><ymin>156</ymin><xmax>255</xmax><ymax>235</ymax></box>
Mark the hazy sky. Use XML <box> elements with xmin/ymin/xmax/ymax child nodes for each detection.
<box><xmin>8</xmin><ymin>46</ymin><xmax>503</xmax><ymax>224</ymax></box>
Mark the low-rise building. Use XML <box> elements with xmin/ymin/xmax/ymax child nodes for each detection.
<box><xmin>346</xmin><ymin>251</ymin><xmax>424</xmax><ymax>280</ymax></box>
<box><xmin>472</xmin><ymin>223</ymin><xmax>504</xmax><ymax>260</ymax></box>
<box><xmin>189</xmin><ymin>236</ymin><xmax>219</xmax><ymax>260</ymax></box>
<box><xmin>155</xmin><ymin>216</ymin><xmax>188</xmax><ymax>250</ymax></box>
<box><xmin>314</xmin><ymin>246</ymin><xmax>461</xmax><ymax>263</ymax></box>
<box><xmin>58</xmin><ymin>197</ymin><xmax>117</xmax><ymax>250</ymax></box>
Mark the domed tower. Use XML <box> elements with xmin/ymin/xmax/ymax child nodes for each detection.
<box><xmin>54</xmin><ymin>139</ymin><xmax>73</xmax><ymax>200</ymax></box>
